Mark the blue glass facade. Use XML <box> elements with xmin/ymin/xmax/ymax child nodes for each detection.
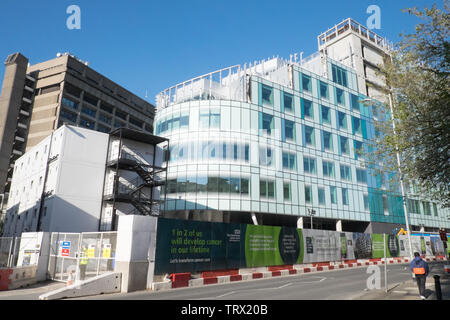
<box><xmin>154</xmin><ymin>57</ymin><xmax>449</xmax><ymax>231</ymax></box>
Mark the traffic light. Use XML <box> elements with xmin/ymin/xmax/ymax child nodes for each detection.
<box><xmin>439</xmin><ymin>229</ymin><xmax>447</xmax><ymax>242</ymax></box>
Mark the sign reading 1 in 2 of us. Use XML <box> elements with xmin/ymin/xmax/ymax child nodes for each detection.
<box><xmin>61</xmin><ymin>241</ymin><xmax>71</xmax><ymax>257</ymax></box>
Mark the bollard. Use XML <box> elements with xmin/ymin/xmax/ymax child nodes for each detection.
<box><xmin>433</xmin><ymin>275</ymin><xmax>442</xmax><ymax>300</ymax></box>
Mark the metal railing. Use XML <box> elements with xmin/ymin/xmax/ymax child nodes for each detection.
<box><xmin>318</xmin><ymin>18</ymin><xmax>394</xmax><ymax>51</ymax></box>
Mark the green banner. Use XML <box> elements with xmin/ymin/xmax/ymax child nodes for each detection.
<box><xmin>154</xmin><ymin>218</ymin><xmax>406</xmax><ymax>275</ymax></box>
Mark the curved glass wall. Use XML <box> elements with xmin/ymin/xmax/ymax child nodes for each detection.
<box><xmin>154</xmin><ymin>58</ymin><xmax>449</xmax><ymax>229</ymax></box>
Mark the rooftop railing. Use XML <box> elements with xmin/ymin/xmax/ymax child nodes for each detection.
<box><xmin>318</xmin><ymin>18</ymin><xmax>393</xmax><ymax>51</ymax></box>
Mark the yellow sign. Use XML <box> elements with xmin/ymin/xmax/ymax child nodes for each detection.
<box><xmin>87</xmin><ymin>244</ymin><xmax>96</xmax><ymax>258</ymax></box>
<box><xmin>397</xmin><ymin>228</ymin><xmax>407</xmax><ymax>236</ymax></box>
<box><xmin>102</xmin><ymin>244</ymin><xmax>111</xmax><ymax>258</ymax></box>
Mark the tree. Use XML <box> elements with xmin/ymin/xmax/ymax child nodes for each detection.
<box><xmin>369</xmin><ymin>2</ymin><xmax>450</xmax><ymax>207</ymax></box>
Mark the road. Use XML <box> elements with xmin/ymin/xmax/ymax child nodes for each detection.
<box><xmin>72</xmin><ymin>262</ymin><xmax>443</xmax><ymax>300</ymax></box>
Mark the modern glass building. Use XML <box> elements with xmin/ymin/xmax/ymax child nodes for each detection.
<box><xmin>154</xmin><ymin>19</ymin><xmax>449</xmax><ymax>234</ymax></box>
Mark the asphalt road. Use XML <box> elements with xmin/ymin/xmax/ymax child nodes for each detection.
<box><xmin>72</xmin><ymin>262</ymin><xmax>435</xmax><ymax>300</ymax></box>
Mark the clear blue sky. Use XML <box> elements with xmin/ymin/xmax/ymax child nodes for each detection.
<box><xmin>0</xmin><ymin>0</ymin><xmax>440</xmax><ymax>105</ymax></box>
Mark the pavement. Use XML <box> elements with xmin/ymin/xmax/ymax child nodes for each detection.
<box><xmin>355</xmin><ymin>261</ymin><xmax>450</xmax><ymax>300</ymax></box>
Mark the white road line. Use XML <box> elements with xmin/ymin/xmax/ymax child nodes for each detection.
<box><xmin>215</xmin><ymin>291</ymin><xmax>236</xmax><ymax>298</ymax></box>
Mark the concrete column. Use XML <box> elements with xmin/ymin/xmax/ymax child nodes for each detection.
<box><xmin>336</xmin><ymin>220</ymin><xmax>342</xmax><ymax>232</ymax></box>
<box><xmin>251</xmin><ymin>212</ymin><xmax>258</xmax><ymax>225</ymax></box>
<box><xmin>297</xmin><ymin>217</ymin><xmax>304</xmax><ymax>229</ymax></box>
<box><xmin>114</xmin><ymin>215</ymin><xmax>158</xmax><ymax>293</ymax></box>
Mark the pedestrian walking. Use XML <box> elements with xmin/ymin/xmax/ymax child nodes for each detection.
<box><xmin>410</xmin><ymin>252</ymin><xmax>429</xmax><ymax>300</ymax></box>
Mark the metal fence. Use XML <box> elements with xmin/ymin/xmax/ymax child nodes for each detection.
<box><xmin>48</xmin><ymin>232</ymin><xmax>117</xmax><ymax>282</ymax></box>
<box><xmin>0</xmin><ymin>237</ymin><xmax>16</xmax><ymax>268</ymax></box>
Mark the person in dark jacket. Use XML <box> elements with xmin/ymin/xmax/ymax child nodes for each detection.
<box><xmin>409</xmin><ymin>252</ymin><xmax>430</xmax><ymax>299</ymax></box>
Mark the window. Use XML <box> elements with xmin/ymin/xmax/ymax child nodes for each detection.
<box><xmin>330</xmin><ymin>186</ymin><xmax>337</xmax><ymax>204</ymax></box>
<box><xmin>319</xmin><ymin>81</ymin><xmax>329</xmax><ymax>100</ymax></box>
<box><xmin>81</xmin><ymin>105</ymin><xmax>97</xmax><ymax>118</ymax></box>
<box><xmin>332</xmin><ymin>64</ymin><xmax>348</xmax><ymax>87</ymax></box>
<box><xmin>422</xmin><ymin>201</ymin><xmax>432</xmax><ymax>215</ymax></box>
<box><xmin>340</xmin><ymin>136</ymin><xmax>350</xmax><ymax>155</ymax></box>
<box><xmin>407</xmin><ymin>199</ymin><xmax>421</xmax><ymax>214</ymax></box>
<box><xmin>323</xmin><ymin>131</ymin><xmax>333</xmax><ymax>151</ymax></box>
<box><xmin>304</xmin><ymin>125</ymin><xmax>315</xmax><ymax>146</ymax></box>
<box><xmin>180</xmin><ymin>113</ymin><xmax>189</xmax><ymax>128</ymax></box>
<box><xmin>363</xmin><ymin>194</ymin><xmax>369</xmax><ymax>211</ymax></box>
<box><xmin>259</xmin><ymin>147</ymin><xmax>273</xmax><ymax>166</ymax></box>
<box><xmin>354</xmin><ymin>140</ymin><xmax>364</xmax><ymax>159</ymax></box>
<box><xmin>284</xmin><ymin>119</ymin><xmax>295</xmax><ymax>142</ymax></box>
<box><xmin>240</xmin><ymin>178</ymin><xmax>250</xmax><ymax>195</ymax></box>
<box><xmin>351</xmin><ymin>94</ymin><xmax>361</xmax><ymax>112</ymax></box>
<box><xmin>321</xmin><ymin>105</ymin><xmax>331</xmax><ymax>124</ymax></box>
<box><xmin>129</xmin><ymin>117</ymin><xmax>143</xmax><ymax>128</ymax></box>
<box><xmin>114</xmin><ymin>120</ymin><xmax>125</xmax><ymax>128</ymax></box>
<box><xmin>199</xmin><ymin>110</ymin><xmax>220</xmax><ymax>128</ymax></box>
<box><xmin>98</xmin><ymin>113</ymin><xmax>112</xmax><ymax>125</ymax></box>
<box><xmin>260</xmin><ymin>180</ymin><xmax>275</xmax><ymax>199</ymax></box>
<box><xmin>302</xmin><ymin>98</ymin><xmax>314</xmax><ymax>119</ymax></box>
<box><xmin>207</xmin><ymin>177</ymin><xmax>219</xmax><ymax>193</ymax></box>
<box><xmin>83</xmin><ymin>93</ymin><xmax>98</xmax><ymax>107</ymax></box>
<box><xmin>210</xmin><ymin>111</ymin><xmax>220</xmax><ymax>128</ymax></box>
<box><xmin>318</xmin><ymin>187</ymin><xmax>325</xmax><ymax>205</ymax></box>
<box><xmin>260</xmin><ymin>113</ymin><xmax>274</xmax><ymax>135</ymax></box>
<box><xmin>382</xmin><ymin>195</ymin><xmax>389</xmax><ymax>214</ymax></box>
<box><xmin>322</xmin><ymin>160</ymin><xmax>335</xmax><ymax>178</ymax></box>
<box><xmin>336</xmin><ymin>88</ymin><xmax>345</xmax><ymax>105</ymax></box>
<box><xmin>80</xmin><ymin>117</ymin><xmax>95</xmax><ymax>129</ymax></box>
<box><xmin>342</xmin><ymin>188</ymin><xmax>349</xmax><ymax>205</ymax></box>
<box><xmin>282</xmin><ymin>152</ymin><xmax>297</xmax><ymax>170</ymax></box>
<box><xmin>41</xmin><ymin>84</ymin><xmax>60</xmax><ymax>95</ymax></box>
<box><xmin>261</xmin><ymin>84</ymin><xmax>274</xmax><ymax>106</ymax></box>
<box><xmin>62</xmin><ymin>96</ymin><xmax>78</xmax><ymax>110</ymax></box>
<box><xmin>305</xmin><ymin>185</ymin><xmax>312</xmax><ymax>203</ymax></box>
<box><xmin>301</xmin><ymin>74</ymin><xmax>312</xmax><ymax>92</ymax></box>
<box><xmin>338</xmin><ymin>111</ymin><xmax>347</xmax><ymax>129</ymax></box>
<box><xmin>60</xmin><ymin>109</ymin><xmax>77</xmax><ymax>123</ymax></box>
<box><xmin>283</xmin><ymin>92</ymin><xmax>293</xmax><ymax>112</ymax></box>
<box><xmin>356</xmin><ymin>168</ymin><xmax>367</xmax><ymax>184</ymax></box>
<box><xmin>115</xmin><ymin>110</ymin><xmax>127</xmax><ymax>121</ymax></box>
<box><xmin>95</xmin><ymin>123</ymin><xmax>109</xmax><ymax>133</ymax></box>
<box><xmin>283</xmin><ymin>183</ymin><xmax>291</xmax><ymax>201</ymax></box>
<box><xmin>100</xmin><ymin>102</ymin><xmax>114</xmax><ymax>114</ymax></box>
<box><xmin>433</xmin><ymin>203</ymin><xmax>438</xmax><ymax>216</ymax></box>
<box><xmin>352</xmin><ymin>117</ymin><xmax>362</xmax><ymax>135</ymax></box>
<box><xmin>340</xmin><ymin>164</ymin><xmax>351</xmax><ymax>181</ymax></box>
<box><xmin>303</xmin><ymin>157</ymin><xmax>317</xmax><ymax>175</ymax></box>
<box><xmin>199</xmin><ymin>110</ymin><xmax>210</xmax><ymax>128</ymax></box>
<box><xmin>64</xmin><ymin>83</ymin><xmax>82</xmax><ymax>98</ymax></box>
<box><xmin>218</xmin><ymin>177</ymin><xmax>231</xmax><ymax>193</ymax></box>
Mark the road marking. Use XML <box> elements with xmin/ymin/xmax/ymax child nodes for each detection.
<box><xmin>276</xmin><ymin>283</ymin><xmax>292</xmax><ymax>289</ymax></box>
<box><xmin>215</xmin><ymin>291</ymin><xmax>236</xmax><ymax>299</ymax></box>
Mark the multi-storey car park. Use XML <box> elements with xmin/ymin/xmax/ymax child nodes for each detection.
<box><xmin>154</xmin><ymin>18</ymin><xmax>450</xmax><ymax>234</ymax></box>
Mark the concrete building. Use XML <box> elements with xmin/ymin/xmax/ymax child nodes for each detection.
<box><xmin>317</xmin><ymin>18</ymin><xmax>393</xmax><ymax>99</ymax></box>
<box><xmin>153</xmin><ymin>18</ymin><xmax>449</xmax><ymax>234</ymax></box>
<box><xmin>0</xmin><ymin>52</ymin><xmax>156</xmax><ymax>206</ymax></box>
<box><xmin>2</xmin><ymin>125</ymin><xmax>167</xmax><ymax>237</ymax></box>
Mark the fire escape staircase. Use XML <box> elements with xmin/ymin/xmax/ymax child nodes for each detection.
<box><xmin>104</xmin><ymin>151</ymin><xmax>166</xmax><ymax>217</ymax></box>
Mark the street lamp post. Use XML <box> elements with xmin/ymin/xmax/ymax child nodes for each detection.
<box><xmin>308</xmin><ymin>208</ymin><xmax>316</xmax><ymax>230</ymax></box>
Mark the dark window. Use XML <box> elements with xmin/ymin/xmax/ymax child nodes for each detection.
<box><xmin>41</xmin><ymin>84</ymin><xmax>60</xmax><ymax>95</ymax></box>
<box><xmin>83</xmin><ymin>93</ymin><xmax>98</xmax><ymax>107</ymax></box>
<box><xmin>115</xmin><ymin>110</ymin><xmax>128</xmax><ymax>121</ymax></box>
